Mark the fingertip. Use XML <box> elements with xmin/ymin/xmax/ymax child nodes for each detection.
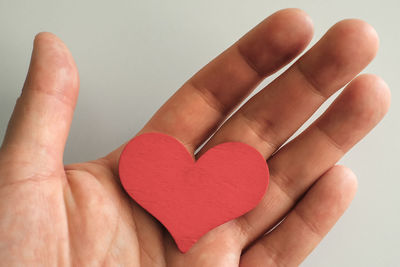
<box><xmin>354</xmin><ymin>73</ymin><xmax>390</xmax><ymax>110</ymax></box>
<box><xmin>240</xmin><ymin>8</ymin><xmax>314</xmax><ymax>76</ymax></box>
<box><xmin>327</xmin><ymin>165</ymin><xmax>358</xmax><ymax>197</ymax></box>
<box><xmin>299</xmin><ymin>165</ymin><xmax>358</xmax><ymax>225</ymax></box>
<box><xmin>34</xmin><ymin>32</ymin><xmax>59</xmax><ymax>43</ymax></box>
<box><xmin>337</xmin><ymin>19</ymin><xmax>379</xmax><ymax>45</ymax></box>
<box><xmin>273</xmin><ymin>8</ymin><xmax>314</xmax><ymax>30</ymax></box>
<box><xmin>24</xmin><ymin>31</ymin><xmax>79</xmax><ymax>106</ymax></box>
<box><xmin>298</xmin><ymin>18</ymin><xmax>380</xmax><ymax>94</ymax></box>
<box><xmin>316</xmin><ymin>73</ymin><xmax>390</xmax><ymax>150</ymax></box>
<box><xmin>268</xmin><ymin>8</ymin><xmax>314</xmax><ymax>51</ymax></box>
<box><xmin>332</xmin><ymin>19</ymin><xmax>379</xmax><ymax>60</ymax></box>
<box><xmin>343</xmin><ymin>74</ymin><xmax>391</xmax><ymax>124</ymax></box>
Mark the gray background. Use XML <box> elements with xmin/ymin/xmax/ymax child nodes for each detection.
<box><xmin>0</xmin><ymin>0</ymin><xmax>399</xmax><ymax>266</ymax></box>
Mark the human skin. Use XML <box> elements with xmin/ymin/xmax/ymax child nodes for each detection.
<box><xmin>0</xmin><ymin>8</ymin><xmax>390</xmax><ymax>267</ymax></box>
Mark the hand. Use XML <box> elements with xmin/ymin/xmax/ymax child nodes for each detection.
<box><xmin>0</xmin><ymin>8</ymin><xmax>390</xmax><ymax>267</ymax></box>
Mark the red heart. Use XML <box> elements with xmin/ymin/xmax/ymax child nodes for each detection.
<box><xmin>119</xmin><ymin>132</ymin><xmax>269</xmax><ymax>253</ymax></box>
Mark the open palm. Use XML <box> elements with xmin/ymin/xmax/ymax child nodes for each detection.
<box><xmin>0</xmin><ymin>9</ymin><xmax>390</xmax><ymax>267</ymax></box>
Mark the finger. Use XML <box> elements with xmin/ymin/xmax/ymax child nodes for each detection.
<box><xmin>198</xmin><ymin>19</ymin><xmax>379</xmax><ymax>159</ymax></box>
<box><xmin>237</xmin><ymin>74</ymin><xmax>390</xmax><ymax>246</ymax></box>
<box><xmin>105</xmin><ymin>8</ymin><xmax>313</xmax><ymax>167</ymax></box>
<box><xmin>0</xmin><ymin>32</ymin><xmax>79</xmax><ymax>171</ymax></box>
<box><xmin>239</xmin><ymin>165</ymin><xmax>358</xmax><ymax>267</ymax></box>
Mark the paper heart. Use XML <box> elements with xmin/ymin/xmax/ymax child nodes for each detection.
<box><xmin>119</xmin><ymin>132</ymin><xmax>269</xmax><ymax>253</ymax></box>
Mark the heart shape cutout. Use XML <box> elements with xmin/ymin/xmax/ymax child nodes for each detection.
<box><xmin>119</xmin><ymin>132</ymin><xmax>269</xmax><ymax>252</ymax></box>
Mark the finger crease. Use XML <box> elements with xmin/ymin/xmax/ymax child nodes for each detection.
<box><xmin>296</xmin><ymin>63</ymin><xmax>328</xmax><ymax>100</ymax></box>
<box><xmin>258</xmin><ymin>241</ymin><xmax>285</xmax><ymax>267</ymax></box>
<box><xmin>187</xmin><ymin>81</ymin><xmax>228</xmax><ymax>116</ymax></box>
<box><xmin>314</xmin><ymin>124</ymin><xmax>345</xmax><ymax>154</ymax></box>
<box><xmin>25</xmin><ymin>85</ymin><xmax>76</xmax><ymax>109</ymax></box>
<box><xmin>292</xmin><ymin>208</ymin><xmax>324</xmax><ymax>239</ymax></box>
<box><xmin>236</xmin><ymin>44</ymin><xmax>264</xmax><ymax>77</ymax></box>
<box><xmin>271</xmin><ymin>177</ymin><xmax>295</xmax><ymax>206</ymax></box>
<box><xmin>235</xmin><ymin>215</ymin><xmax>253</xmax><ymax>246</ymax></box>
<box><xmin>238</xmin><ymin>111</ymin><xmax>280</xmax><ymax>154</ymax></box>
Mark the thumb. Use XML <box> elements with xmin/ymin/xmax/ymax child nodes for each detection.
<box><xmin>1</xmin><ymin>32</ymin><xmax>79</xmax><ymax>170</ymax></box>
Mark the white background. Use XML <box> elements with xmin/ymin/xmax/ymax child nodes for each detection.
<box><xmin>0</xmin><ymin>0</ymin><xmax>399</xmax><ymax>266</ymax></box>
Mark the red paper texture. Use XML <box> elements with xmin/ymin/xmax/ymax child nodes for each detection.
<box><xmin>119</xmin><ymin>132</ymin><xmax>269</xmax><ymax>253</ymax></box>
